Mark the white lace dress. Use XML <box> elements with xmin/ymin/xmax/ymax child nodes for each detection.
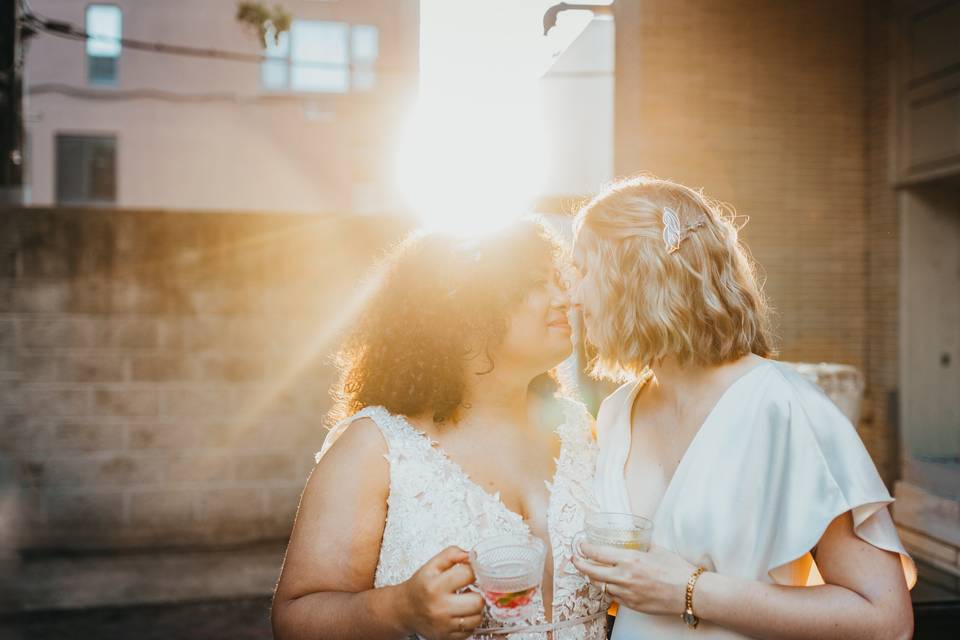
<box><xmin>316</xmin><ymin>399</ymin><xmax>610</xmax><ymax>639</ymax></box>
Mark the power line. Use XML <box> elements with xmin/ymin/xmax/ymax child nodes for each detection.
<box><xmin>18</xmin><ymin>8</ymin><xmax>413</xmax><ymax>75</ymax></box>
<box><xmin>26</xmin><ymin>83</ymin><xmax>409</xmax><ymax>107</ymax></box>
<box><xmin>28</xmin><ymin>83</ymin><xmax>280</xmax><ymax>104</ymax></box>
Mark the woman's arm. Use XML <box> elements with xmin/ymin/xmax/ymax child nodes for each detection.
<box><xmin>695</xmin><ymin>511</ymin><xmax>913</xmax><ymax>640</ymax></box>
<box><xmin>271</xmin><ymin>417</ymin><xmax>484</xmax><ymax>640</ymax></box>
<box><xmin>573</xmin><ymin>510</ymin><xmax>913</xmax><ymax>640</ymax></box>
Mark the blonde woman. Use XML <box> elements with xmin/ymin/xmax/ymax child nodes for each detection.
<box><xmin>569</xmin><ymin>176</ymin><xmax>915</xmax><ymax>639</ymax></box>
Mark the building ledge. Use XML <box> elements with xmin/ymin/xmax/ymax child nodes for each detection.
<box><xmin>894</xmin><ymin>480</ymin><xmax>960</xmax><ymax>577</ymax></box>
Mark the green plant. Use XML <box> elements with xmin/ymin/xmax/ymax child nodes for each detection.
<box><xmin>236</xmin><ymin>1</ymin><xmax>292</xmax><ymax>48</ymax></box>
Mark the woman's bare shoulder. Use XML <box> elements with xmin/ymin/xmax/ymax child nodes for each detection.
<box><xmin>308</xmin><ymin>416</ymin><xmax>390</xmax><ymax>498</ymax></box>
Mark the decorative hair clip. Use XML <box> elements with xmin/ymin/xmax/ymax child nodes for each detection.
<box><xmin>662</xmin><ymin>207</ymin><xmax>707</xmax><ymax>254</ymax></box>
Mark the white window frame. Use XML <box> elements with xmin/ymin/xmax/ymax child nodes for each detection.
<box><xmin>85</xmin><ymin>4</ymin><xmax>122</xmax><ymax>86</ymax></box>
<box><xmin>55</xmin><ymin>133</ymin><xmax>118</xmax><ymax>206</ymax></box>
<box><xmin>261</xmin><ymin>20</ymin><xmax>379</xmax><ymax>94</ymax></box>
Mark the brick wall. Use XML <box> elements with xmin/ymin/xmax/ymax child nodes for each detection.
<box><xmin>863</xmin><ymin>0</ymin><xmax>900</xmax><ymax>486</ymax></box>
<box><xmin>613</xmin><ymin>0</ymin><xmax>899</xmax><ymax>482</ymax></box>
<box><xmin>0</xmin><ymin>208</ymin><xmax>408</xmax><ymax>550</ymax></box>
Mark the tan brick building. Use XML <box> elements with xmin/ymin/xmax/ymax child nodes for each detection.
<box><xmin>610</xmin><ymin>0</ymin><xmax>959</xmax><ymax>591</ymax></box>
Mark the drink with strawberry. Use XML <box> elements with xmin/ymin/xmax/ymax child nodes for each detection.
<box><xmin>469</xmin><ymin>534</ymin><xmax>546</xmax><ymax>623</ymax></box>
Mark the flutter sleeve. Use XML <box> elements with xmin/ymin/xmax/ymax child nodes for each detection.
<box><xmin>763</xmin><ymin>367</ymin><xmax>916</xmax><ymax>588</ymax></box>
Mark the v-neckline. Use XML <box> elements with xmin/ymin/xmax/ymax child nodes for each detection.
<box><xmin>392</xmin><ymin>411</ymin><xmax>565</xmax><ymax>534</ymax></box>
<box><xmin>621</xmin><ymin>360</ymin><xmax>773</xmax><ymax>521</ymax></box>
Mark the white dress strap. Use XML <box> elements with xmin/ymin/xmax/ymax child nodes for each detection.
<box><xmin>315</xmin><ymin>405</ymin><xmax>424</xmax><ymax>463</ymax></box>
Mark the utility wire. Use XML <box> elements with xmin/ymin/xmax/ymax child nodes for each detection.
<box><xmin>26</xmin><ymin>82</ymin><xmax>404</xmax><ymax>106</ymax></box>
<box><xmin>28</xmin><ymin>83</ymin><xmax>281</xmax><ymax>103</ymax></box>
<box><xmin>18</xmin><ymin>9</ymin><xmax>413</xmax><ymax>75</ymax></box>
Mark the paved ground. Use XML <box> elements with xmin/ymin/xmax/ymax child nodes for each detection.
<box><xmin>0</xmin><ymin>596</ymin><xmax>274</xmax><ymax>640</ymax></box>
<box><xmin>1</xmin><ymin>573</ymin><xmax>957</xmax><ymax>639</ymax></box>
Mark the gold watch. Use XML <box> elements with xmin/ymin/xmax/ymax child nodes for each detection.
<box><xmin>682</xmin><ymin>566</ymin><xmax>706</xmax><ymax>628</ymax></box>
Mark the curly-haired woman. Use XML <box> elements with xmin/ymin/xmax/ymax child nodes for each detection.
<box><xmin>569</xmin><ymin>176</ymin><xmax>916</xmax><ymax>639</ymax></box>
<box><xmin>272</xmin><ymin>221</ymin><xmax>610</xmax><ymax>639</ymax></box>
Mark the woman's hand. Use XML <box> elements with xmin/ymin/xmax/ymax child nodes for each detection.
<box><xmin>397</xmin><ymin>546</ymin><xmax>486</xmax><ymax>640</ymax></box>
<box><xmin>571</xmin><ymin>543</ymin><xmax>697</xmax><ymax>616</ymax></box>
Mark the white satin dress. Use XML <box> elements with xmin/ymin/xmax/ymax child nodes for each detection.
<box><xmin>594</xmin><ymin>360</ymin><xmax>916</xmax><ymax>639</ymax></box>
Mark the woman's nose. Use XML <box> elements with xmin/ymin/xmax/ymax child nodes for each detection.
<box><xmin>551</xmin><ymin>283</ymin><xmax>571</xmax><ymax>310</ymax></box>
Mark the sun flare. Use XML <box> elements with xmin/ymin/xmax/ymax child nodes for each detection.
<box><xmin>394</xmin><ymin>0</ymin><xmax>602</xmax><ymax>236</ymax></box>
<box><xmin>396</xmin><ymin>91</ymin><xmax>547</xmax><ymax>236</ymax></box>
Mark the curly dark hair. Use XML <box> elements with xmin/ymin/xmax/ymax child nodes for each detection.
<box><xmin>329</xmin><ymin>220</ymin><xmax>564</xmax><ymax>425</ymax></box>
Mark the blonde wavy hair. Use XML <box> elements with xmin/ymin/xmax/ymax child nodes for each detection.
<box><xmin>573</xmin><ymin>175</ymin><xmax>776</xmax><ymax>380</ymax></box>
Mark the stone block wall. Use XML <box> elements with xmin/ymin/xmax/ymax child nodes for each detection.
<box><xmin>0</xmin><ymin>207</ymin><xmax>408</xmax><ymax>551</ymax></box>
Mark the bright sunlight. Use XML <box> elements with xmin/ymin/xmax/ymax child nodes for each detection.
<box><xmin>396</xmin><ymin>0</ymin><xmax>599</xmax><ymax>235</ymax></box>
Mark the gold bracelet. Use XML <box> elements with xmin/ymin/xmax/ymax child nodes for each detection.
<box><xmin>681</xmin><ymin>566</ymin><xmax>706</xmax><ymax>629</ymax></box>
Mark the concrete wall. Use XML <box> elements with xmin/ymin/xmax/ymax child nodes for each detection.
<box><xmin>0</xmin><ymin>207</ymin><xmax>409</xmax><ymax>551</ymax></box>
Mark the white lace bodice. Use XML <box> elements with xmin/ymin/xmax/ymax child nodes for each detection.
<box><xmin>317</xmin><ymin>399</ymin><xmax>609</xmax><ymax>639</ymax></box>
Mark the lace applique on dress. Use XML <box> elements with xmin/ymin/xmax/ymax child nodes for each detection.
<box><xmin>317</xmin><ymin>401</ymin><xmax>610</xmax><ymax>639</ymax></box>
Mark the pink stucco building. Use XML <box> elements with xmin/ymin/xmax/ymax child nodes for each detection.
<box><xmin>22</xmin><ymin>0</ymin><xmax>419</xmax><ymax>214</ymax></box>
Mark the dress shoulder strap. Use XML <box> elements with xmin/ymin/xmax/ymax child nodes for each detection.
<box><xmin>315</xmin><ymin>405</ymin><xmax>432</xmax><ymax>463</ymax></box>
